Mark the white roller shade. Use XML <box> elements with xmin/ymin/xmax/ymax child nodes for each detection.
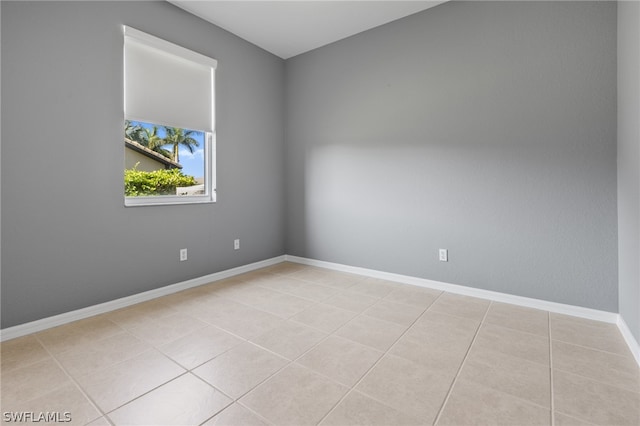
<box><xmin>124</xmin><ymin>26</ymin><xmax>216</xmax><ymax>132</ymax></box>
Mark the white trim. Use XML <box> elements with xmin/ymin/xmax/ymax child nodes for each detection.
<box><xmin>0</xmin><ymin>256</ymin><xmax>285</xmax><ymax>342</ymax></box>
<box><xmin>284</xmin><ymin>255</ymin><xmax>619</xmax><ymax>324</ymax></box>
<box><xmin>617</xmin><ymin>315</ymin><xmax>640</xmax><ymax>366</ymax></box>
<box><xmin>3</xmin><ymin>254</ymin><xmax>638</xmax><ymax>368</ymax></box>
<box><xmin>286</xmin><ymin>255</ymin><xmax>640</xmax><ymax>366</ymax></box>
<box><xmin>124</xmin><ymin>195</ymin><xmax>215</xmax><ymax>207</ymax></box>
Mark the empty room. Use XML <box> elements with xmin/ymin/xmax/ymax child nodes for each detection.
<box><xmin>1</xmin><ymin>1</ymin><xmax>639</xmax><ymax>425</ymax></box>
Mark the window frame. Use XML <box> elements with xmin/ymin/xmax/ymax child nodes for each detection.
<box><xmin>123</xmin><ymin>26</ymin><xmax>217</xmax><ymax>207</ymax></box>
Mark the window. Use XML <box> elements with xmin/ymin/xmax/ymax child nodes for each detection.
<box><xmin>123</xmin><ymin>26</ymin><xmax>216</xmax><ymax>206</ymax></box>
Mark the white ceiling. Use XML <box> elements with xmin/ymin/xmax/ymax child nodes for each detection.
<box><xmin>169</xmin><ymin>1</ymin><xmax>447</xmax><ymax>59</ymax></box>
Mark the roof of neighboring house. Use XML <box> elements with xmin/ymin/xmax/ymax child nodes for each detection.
<box><xmin>125</xmin><ymin>138</ymin><xmax>182</xmax><ymax>169</ymax></box>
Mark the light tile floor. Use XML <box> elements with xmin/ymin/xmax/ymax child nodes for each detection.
<box><xmin>1</xmin><ymin>262</ymin><xmax>639</xmax><ymax>425</ymax></box>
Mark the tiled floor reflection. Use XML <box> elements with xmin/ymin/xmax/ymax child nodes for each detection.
<box><xmin>2</xmin><ymin>262</ymin><xmax>638</xmax><ymax>425</ymax></box>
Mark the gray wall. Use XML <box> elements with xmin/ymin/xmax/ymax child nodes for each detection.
<box><xmin>285</xmin><ymin>1</ymin><xmax>618</xmax><ymax>311</ymax></box>
<box><xmin>1</xmin><ymin>1</ymin><xmax>285</xmax><ymax>328</ymax></box>
<box><xmin>1</xmin><ymin>1</ymin><xmax>623</xmax><ymax>328</ymax></box>
<box><xmin>618</xmin><ymin>0</ymin><xmax>640</xmax><ymax>341</ymax></box>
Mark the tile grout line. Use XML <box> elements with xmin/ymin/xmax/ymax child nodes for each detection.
<box><xmin>104</xmin><ymin>370</ymin><xmax>196</xmax><ymax>418</ymax></box>
<box><xmin>32</xmin><ymin>333</ymin><xmax>114</xmax><ymax>426</ymax></box>
<box><xmin>227</xmin><ymin>404</ymin><xmax>276</xmax><ymax>426</ymax></box>
<box><xmin>431</xmin><ymin>300</ymin><xmax>493</xmax><ymax>426</ymax></box>
<box><xmin>178</xmin><ymin>339</ymin><xmax>277</xmax><ymax>426</ymax></box>
<box><xmin>264</xmin><ymin>270</ymin><xmax>635</xmax><ymax>360</ymax></box>
<box><xmin>7</xmin><ymin>271</ymin><xmax>423</xmax><ymax>426</ymax></box>
<box><xmin>187</xmin><ymin>373</ymin><xmax>275</xmax><ymax>426</ymax></box>
<box><xmin>42</xmin><ymin>313</ymin><xmax>227</xmax><ymax>423</ymax></box>
<box><xmin>227</xmin><ymin>279</ymin><xmax>380</xmax><ymax>424</ymax></box>
<box><xmin>546</xmin><ymin>321</ymin><xmax>640</xmax><ymax>396</ymax></box>
<box><xmin>216</xmin><ymin>271</ymin><xmax>445</xmax><ymax>424</ymax></box>
<box><xmin>231</xmin><ymin>272</ymin><xmax>639</xmax><ymax>423</ymax></box>
<box><xmin>181</xmin><ymin>272</ymin><xmax>373</xmax><ymax>407</ymax></box>
<box><xmin>257</xmin><ymin>287</ymin><xmax>425</xmax><ymax>424</ymax></box>
<box><xmin>549</xmin><ymin>334</ymin><xmax>637</xmax><ymax>361</ymax></box>
<box><xmin>160</xmin><ymin>309</ymin><xmax>299</xmax><ymax>421</ymax></box>
<box><xmin>550</xmin><ymin>366</ymin><xmax>640</xmax><ymax>395</ymax></box>
<box><xmin>482</xmin><ymin>320</ymin><xmax>551</xmax><ymax>341</ymax></box>
<box><xmin>105</xmin><ymin>276</ymin><xmax>285</xmax><ymax>424</ymax></box>
<box><xmin>315</xmin><ymin>290</ymin><xmax>447</xmax><ymax>425</ymax></box>
<box><xmin>12</xmin><ymin>265</ymin><xmax>635</xmax><ymax>425</ymax></box>
<box><xmin>79</xmin><ymin>331</ymin><xmax>200</xmax><ymax>420</ymax></box>
<box><xmin>194</xmin><ymin>275</ymin><xmax>369</xmax><ymax>424</ymax></box>
<box><xmin>34</xmin><ymin>321</ymin><xmax>160</xmax><ymax>424</ymax></box>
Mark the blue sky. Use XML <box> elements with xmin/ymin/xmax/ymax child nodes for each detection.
<box><xmin>129</xmin><ymin>120</ymin><xmax>205</xmax><ymax>178</ymax></box>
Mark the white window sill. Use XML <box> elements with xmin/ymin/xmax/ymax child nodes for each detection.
<box><xmin>125</xmin><ymin>194</ymin><xmax>216</xmax><ymax>207</ymax></box>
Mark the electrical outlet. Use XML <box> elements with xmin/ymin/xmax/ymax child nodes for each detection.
<box><xmin>439</xmin><ymin>249</ymin><xmax>448</xmax><ymax>262</ymax></box>
<box><xmin>180</xmin><ymin>248</ymin><xmax>188</xmax><ymax>261</ymax></box>
<box><xmin>234</xmin><ymin>239</ymin><xmax>240</xmax><ymax>250</ymax></box>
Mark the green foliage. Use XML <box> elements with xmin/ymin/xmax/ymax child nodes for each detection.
<box><xmin>124</xmin><ymin>165</ymin><xmax>197</xmax><ymax>197</ymax></box>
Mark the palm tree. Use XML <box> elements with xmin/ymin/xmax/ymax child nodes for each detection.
<box><xmin>162</xmin><ymin>126</ymin><xmax>200</xmax><ymax>163</ymax></box>
<box><xmin>124</xmin><ymin>121</ymin><xmax>172</xmax><ymax>159</ymax></box>
<box><xmin>143</xmin><ymin>126</ymin><xmax>173</xmax><ymax>158</ymax></box>
<box><xmin>125</xmin><ymin>120</ymin><xmax>146</xmax><ymax>143</ymax></box>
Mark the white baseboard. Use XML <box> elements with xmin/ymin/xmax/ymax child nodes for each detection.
<box><xmin>285</xmin><ymin>255</ymin><xmax>619</xmax><ymax>323</ymax></box>
<box><xmin>617</xmin><ymin>316</ymin><xmax>640</xmax><ymax>366</ymax></box>
<box><xmin>286</xmin><ymin>255</ymin><xmax>640</xmax><ymax>366</ymax></box>
<box><xmin>3</xmin><ymin>253</ymin><xmax>639</xmax><ymax>369</ymax></box>
<box><xmin>0</xmin><ymin>255</ymin><xmax>285</xmax><ymax>342</ymax></box>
